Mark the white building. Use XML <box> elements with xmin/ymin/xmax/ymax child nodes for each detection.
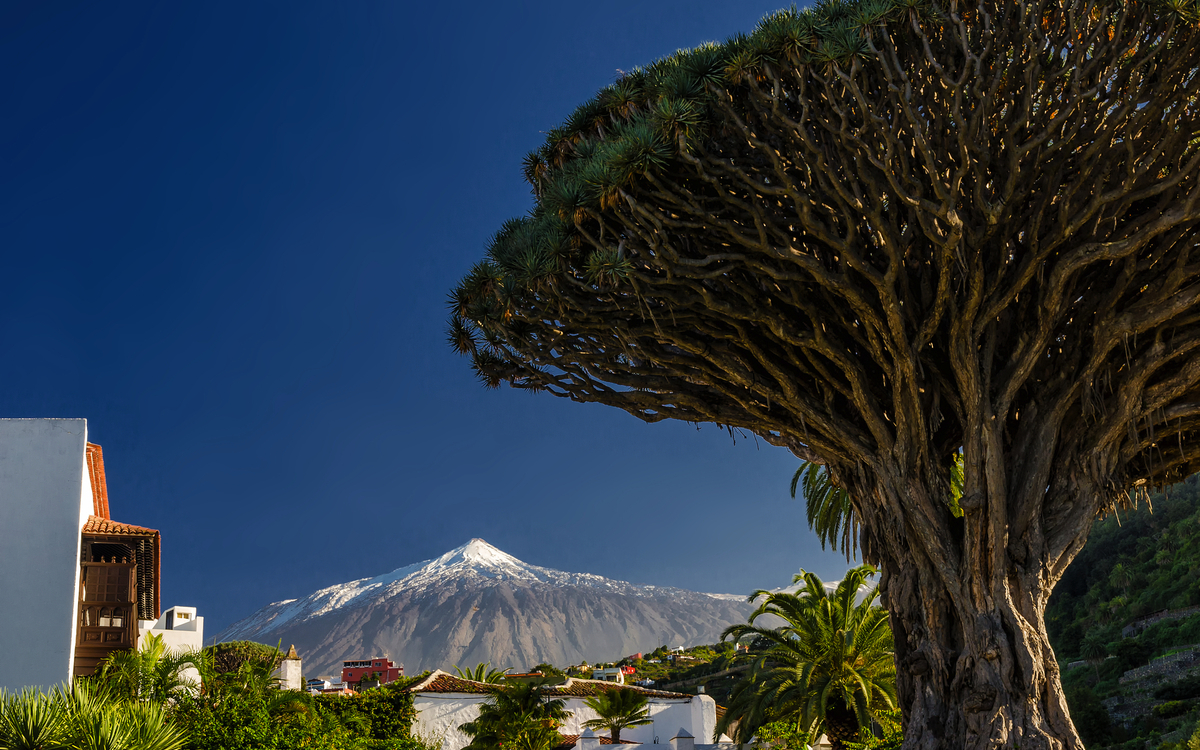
<box><xmin>408</xmin><ymin>671</ymin><xmax>719</xmax><ymax>750</ymax></box>
<box><xmin>0</xmin><ymin>418</ymin><xmax>197</xmax><ymax>690</ymax></box>
<box><xmin>591</xmin><ymin>667</ymin><xmax>625</xmax><ymax>684</ymax></box>
<box><xmin>139</xmin><ymin>605</ymin><xmax>205</xmax><ymax>653</ymax></box>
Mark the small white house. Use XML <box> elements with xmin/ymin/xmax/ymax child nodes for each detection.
<box><xmin>408</xmin><ymin>671</ymin><xmax>717</xmax><ymax>750</ymax></box>
<box><xmin>139</xmin><ymin>605</ymin><xmax>205</xmax><ymax>653</ymax></box>
<box><xmin>591</xmin><ymin>667</ymin><xmax>625</xmax><ymax>684</ymax></box>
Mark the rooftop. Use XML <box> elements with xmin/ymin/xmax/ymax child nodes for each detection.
<box><xmin>82</xmin><ymin>515</ymin><xmax>160</xmax><ymax>536</ymax></box>
<box><xmin>406</xmin><ymin>671</ymin><xmax>690</xmax><ymax>699</ymax></box>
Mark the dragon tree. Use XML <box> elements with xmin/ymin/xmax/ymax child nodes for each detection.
<box><xmin>448</xmin><ymin>0</ymin><xmax>1200</xmax><ymax>746</ymax></box>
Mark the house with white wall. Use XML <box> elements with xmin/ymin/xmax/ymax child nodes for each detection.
<box><xmin>0</xmin><ymin>418</ymin><xmax>199</xmax><ymax>690</ymax></box>
<box><xmin>408</xmin><ymin>671</ymin><xmax>719</xmax><ymax>750</ymax></box>
<box><xmin>139</xmin><ymin>605</ymin><xmax>205</xmax><ymax>654</ymax></box>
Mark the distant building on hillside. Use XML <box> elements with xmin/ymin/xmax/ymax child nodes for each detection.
<box><xmin>591</xmin><ymin>667</ymin><xmax>625</xmax><ymax>684</ymax></box>
<box><xmin>0</xmin><ymin>419</ymin><xmax>199</xmax><ymax>690</ymax></box>
<box><xmin>342</xmin><ymin>657</ymin><xmax>403</xmax><ymax>686</ymax></box>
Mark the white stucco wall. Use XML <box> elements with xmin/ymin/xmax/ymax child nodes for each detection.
<box><xmin>0</xmin><ymin>418</ymin><xmax>90</xmax><ymax>690</ymax></box>
<box><xmin>412</xmin><ymin>690</ymin><xmax>716</xmax><ymax>750</ymax></box>
<box><xmin>413</xmin><ymin>693</ymin><xmax>489</xmax><ymax>750</ymax></box>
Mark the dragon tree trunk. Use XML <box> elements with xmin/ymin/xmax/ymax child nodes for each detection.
<box><xmin>851</xmin><ymin>418</ymin><xmax>1099</xmax><ymax>750</ymax></box>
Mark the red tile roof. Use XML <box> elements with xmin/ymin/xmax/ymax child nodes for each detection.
<box><xmin>407</xmin><ymin>672</ymin><xmax>501</xmax><ymax>695</ymax></box>
<box><xmin>555</xmin><ymin>735</ymin><xmax>639</xmax><ymax>748</ymax></box>
<box><xmin>82</xmin><ymin>516</ymin><xmax>159</xmax><ymax>536</ymax></box>
<box><xmin>85</xmin><ymin>443</ymin><xmax>110</xmax><ymax>519</ymax></box>
<box><xmin>407</xmin><ymin>671</ymin><xmax>688</xmax><ymax>700</ymax></box>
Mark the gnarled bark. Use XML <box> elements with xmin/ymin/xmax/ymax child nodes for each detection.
<box><xmin>857</xmin><ymin>468</ymin><xmax>1093</xmax><ymax>750</ymax></box>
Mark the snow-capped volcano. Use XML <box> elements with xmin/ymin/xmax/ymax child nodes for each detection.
<box><xmin>216</xmin><ymin>539</ymin><xmax>755</xmax><ymax>676</ymax></box>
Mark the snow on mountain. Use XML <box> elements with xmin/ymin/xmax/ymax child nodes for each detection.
<box><xmin>216</xmin><ymin>539</ymin><xmax>757</xmax><ymax>675</ymax></box>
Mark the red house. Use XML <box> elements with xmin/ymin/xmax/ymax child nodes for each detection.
<box><xmin>342</xmin><ymin>657</ymin><xmax>403</xmax><ymax>686</ymax></box>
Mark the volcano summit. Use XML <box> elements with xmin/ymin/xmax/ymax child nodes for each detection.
<box><xmin>216</xmin><ymin>539</ymin><xmax>755</xmax><ymax>676</ymax></box>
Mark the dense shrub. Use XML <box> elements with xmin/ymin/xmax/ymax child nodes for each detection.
<box><xmin>209</xmin><ymin>641</ymin><xmax>284</xmax><ymax>675</ymax></box>
<box><xmin>315</xmin><ymin>679</ymin><xmax>420</xmax><ymax>741</ymax></box>
<box><xmin>1157</xmin><ymin>677</ymin><xmax>1200</xmax><ymax>701</ymax></box>
<box><xmin>1156</xmin><ymin>701</ymin><xmax>1195</xmax><ymax>719</ymax></box>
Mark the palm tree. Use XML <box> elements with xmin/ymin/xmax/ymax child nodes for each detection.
<box><xmin>453</xmin><ymin>663</ymin><xmax>511</xmax><ymax>684</ymax></box>
<box><xmin>581</xmin><ymin>688</ymin><xmax>652</xmax><ymax>742</ymax></box>
<box><xmin>791</xmin><ymin>462</ymin><xmax>861</xmax><ymax>559</ymax></box>
<box><xmin>791</xmin><ymin>454</ymin><xmax>964</xmax><ymax>559</ymax></box>
<box><xmin>1080</xmin><ymin>632</ymin><xmax>1109</xmax><ymax>681</ymax></box>
<box><xmin>717</xmin><ymin>566</ymin><xmax>896</xmax><ymax>750</ymax></box>
<box><xmin>460</xmin><ymin>680</ymin><xmax>568</xmax><ymax>750</ymax></box>
<box><xmin>97</xmin><ymin>633</ymin><xmax>202</xmax><ymax>703</ymax></box>
<box><xmin>1109</xmin><ymin>563</ymin><xmax>1132</xmax><ymax>595</ymax></box>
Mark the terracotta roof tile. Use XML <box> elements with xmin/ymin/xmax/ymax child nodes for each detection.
<box><xmin>555</xmin><ymin>735</ymin><xmax>639</xmax><ymax>748</ymax></box>
<box><xmin>82</xmin><ymin>515</ymin><xmax>159</xmax><ymax>536</ymax></box>
<box><xmin>407</xmin><ymin>672</ymin><xmax>501</xmax><ymax>695</ymax></box>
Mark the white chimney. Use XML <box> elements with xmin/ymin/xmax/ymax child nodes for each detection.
<box><xmin>670</xmin><ymin>728</ymin><xmax>695</xmax><ymax>750</ymax></box>
<box><xmin>579</xmin><ymin>728</ymin><xmax>602</xmax><ymax>750</ymax></box>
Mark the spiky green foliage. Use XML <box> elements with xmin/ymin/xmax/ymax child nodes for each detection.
<box><xmin>580</xmin><ymin>688</ymin><xmax>652</xmax><ymax>743</ymax></box>
<box><xmin>717</xmin><ymin>566</ymin><xmax>896</xmax><ymax>750</ymax></box>
<box><xmin>452</xmin><ymin>663</ymin><xmax>511</xmax><ymax>684</ymax></box>
<box><xmin>0</xmin><ymin>687</ymin><xmax>70</xmax><ymax>750</ymax></box>
<box><xmin>791</xmin><ymin>453</ymin><xmax>963</xmax><ymax>558</ymax></box>
<box><xmin>66</xmin><ymin>682</ymin><xmax>185</xmax><ymax>750</ymax></box>
<box><xmin>96</xmin><ymin>634</ymin><xmax>200</xmax><ymax>704</ymax></box>
<box><xmin>0</xmin><ymin>683</ymin><xmax>185</xmax><ymax>750</ymax></box>
<box><xmin>459</xmin><ymin>681</ymin><xmax>569</xmax><ymax>750</ymax></box>
<box><xmin>791</xmin><ymin>462</ymin><xmax>860</xmax><ymax>558</ymax></box>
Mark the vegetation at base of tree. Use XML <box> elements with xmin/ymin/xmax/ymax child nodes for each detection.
<box><xmin>460</xmin><ymin>680</ymin><xmax>569</xmax><ymax>750</ymax></box>
<box><xmin>717</xmin><ymin>566</ymin><xmax>895</xmax><ymax>750</ymax></box>
<box><xmin>842</xmin><ymin>710</ymin><xmax>903</xmax><ymax>750</ymax></box>
<box><xmin>580</xmin><ymin>688</ymin><xmax>651</xmax><ymax>743</ymax></box>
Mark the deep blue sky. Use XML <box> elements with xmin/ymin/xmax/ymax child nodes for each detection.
<box><xmin>2</xmin><ymin>1</ymin><xmax>851</xmax><ymax>636</ymax></box>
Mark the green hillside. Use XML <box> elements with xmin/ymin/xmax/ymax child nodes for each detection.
<box><xmin>1048</xmin><ymin>475</ymin><xmax>1200</xmax><ymax>748</ymax></box>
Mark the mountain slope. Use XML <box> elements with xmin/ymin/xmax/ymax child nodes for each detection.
<box><xmin>216</xmin><ymin>539</ymin><xmax>756</xmax><ymax>676</ymax></box>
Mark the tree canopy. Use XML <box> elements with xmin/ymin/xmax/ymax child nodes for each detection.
<box><xmin>450</xmin><ymin>0</ymin><xmax>1200</xmax><ymax>745</ymax></box>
